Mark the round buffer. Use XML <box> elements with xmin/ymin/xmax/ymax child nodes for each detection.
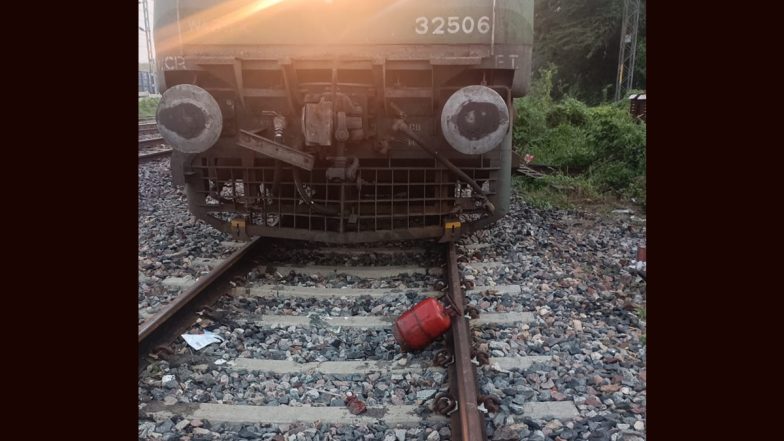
<box><xmin>156</xmin><ymin>84</ymin><xmax>223</xmax><ymax>154</ymax></box>
<box><xmin>440</xmin><ymin>85</ymin><xmax>510</xmax><ymax>155</ymax></box>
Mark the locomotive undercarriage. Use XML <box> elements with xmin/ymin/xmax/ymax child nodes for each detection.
<box><xmin>162</xmin><ymin>54</ymin><xmax>517</xmax><ymax>242</ymax></box>
<box><xmin>180</xmin><ymin>148</ymin><xmax>506</xmax><ymax>243</ymax></box>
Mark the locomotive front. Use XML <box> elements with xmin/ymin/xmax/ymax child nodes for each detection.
<box><xmin>153</xmin><ymin>0</ymin><xmax>533</xmax><ymax>243</ymax></box>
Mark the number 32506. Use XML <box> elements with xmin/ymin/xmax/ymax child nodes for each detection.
<box><xmin>415</xmin><ymin>16</ymin><xmax>491</xmax><ymax>35</ymax></box>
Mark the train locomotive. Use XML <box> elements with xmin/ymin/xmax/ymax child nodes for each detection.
<box><xmin>153</xmin><ymin>0</ymin><xmax>533</xmax><ymax>243</ymax></box>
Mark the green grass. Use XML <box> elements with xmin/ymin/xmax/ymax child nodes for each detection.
<box><xmin>513</xmin><ymin>176</ymin><xmax>570</xmax><ymax>210</ymax></box>
<box><xmin>636</xmin><ymin>307</ymin><xmax>646</xmax><ymax>320</ymax></box>
<box><xmin>138</xmin><ymin>97</ymin><xmax>160</xmax><ymax>119</ymax></box>
<box><xmin>636</xmin><ymin>307</ymin><xmax>646</xmax><ymax>347</ymax></box>
<box><xmin>513</xmin><ymin>174</ymin><xmax>602</xmax><ymax>210</ymax></box>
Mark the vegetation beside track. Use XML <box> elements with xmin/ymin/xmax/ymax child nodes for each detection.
<box><xmin>513</xmin><ymin>67</ymin><xmax>646</xmax><ymax>211</ymax></box>
<box><xmin>139</xmin><ymin>96</ymin><xmax>161</xmax><ymax>119</ymax></box>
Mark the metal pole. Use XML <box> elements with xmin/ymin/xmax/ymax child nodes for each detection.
<box><xmin>625</xmin><ymin>0</ymin><xmax>640</xmax><ymax>93</ymax></box>
<box><xmin>142</xmin><ymin>0</ymin><xmax>157</xmax><ymax>94</ymax></box>
<box><xmin>614</xmin><ymin>0</ymin><xmax>641</xmax><ymax>101</ymax></box>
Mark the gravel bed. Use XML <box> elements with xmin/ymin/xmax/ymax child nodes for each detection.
<box><xmin>236</xmin><ymin>267</ymin><xmax>440</xmax><ymax>292</ymax></box>
<box><xmin>458</xmin><ymin>195</ymin><xmax>646</xmax><ymax>440</ymax></box>
<box><xmin>226</xmin><ymin>293</ymin><xmax>432</xmax><ymax>317</ymax></box>
<box><xmin>213</xmin><ymin>290</ymin><xmax>530</xmax><ymax>319</ymax></box>
<box><xmin>258</xmin><ymin>242</ymin><xmax>443</xmax><ymax>268</ymax></box>
<box><xmin>138</xmin><ymin>158</ymin><xmax>233</xmax><ymax>323</ymax></box>
<box><xmin>163</xmin><ymin>306</ymin><xmax>445</xmax><ymax>364</ymax></box>
<box><xmin>140</xmin><ymin>358</ymin><xmax>446</xmax><ymax>407</ymax></box>
<box><xmin>139</xmin><ymin>295</ymin><xmax>450</xmax><ymax>440</ymax></box>
<box><xmin>138</xmin><ymin>420</ymin><xmax>451</xmax><ymax>441</ymax></box>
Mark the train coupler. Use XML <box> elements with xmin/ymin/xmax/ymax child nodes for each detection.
<box><xmin>229</xmin><ymin>216</ymin><xmax>250</xmax><ymax>241</ymax></box>
<box><xmin>439</xmin><ymin>220</ymin><xmax>462</xmax><ymax>242</ymax></box>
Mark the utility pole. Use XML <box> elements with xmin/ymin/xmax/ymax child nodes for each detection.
<box><xmin>141</xmin><ymin>0</ymin><xmax>157</xmax><ymax>94</ymax></box>
<box><xmin>614</xmin><ymin>0</ymin><xmax>641</xmax><ymax>101</ymax></box>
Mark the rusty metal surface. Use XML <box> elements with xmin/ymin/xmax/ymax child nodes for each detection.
<box><xmin>138</xmin><ymin>238</ymin><xmax>262</xmax><ymax>360</ymax></box>
<box><xmin>303</xmin><ymin>100</ymin><xmax>334</xmax><ymax>146</ymax></box>
<box><xmin>236</xmin><ymin>130</ymin><xmax>315</xmax><ymax>171</ymax></box>
<box><xmin>629</xmin><ymin>93</ymin><xmax>647</xmax><ymax>122</ymax></box>
<box><xmin>637</xmin><ymin>246</ymin><xmax>646</xmax><ymax>262</ymax></box>
<box><xmin>445</xmin><ymin>242</ymin><xmax>487</xmax><ymax>441</ymax></box>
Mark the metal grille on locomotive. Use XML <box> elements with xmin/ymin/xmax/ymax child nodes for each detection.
<box><xmin>153</xmin><ymin>0</ymin><xmax>534</xmax><ymax>243</ymax></box>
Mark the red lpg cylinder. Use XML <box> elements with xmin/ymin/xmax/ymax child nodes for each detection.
<box><xmin>393</xmin><ymin>298</ymin><xmax>452</xmax><ymax>351</ymax></box>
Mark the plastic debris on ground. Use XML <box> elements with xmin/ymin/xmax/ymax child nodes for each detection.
<box><xmin>181</xmin><ymin>329</ymin><xmax>224</xmax><ymax>350</ymax></box>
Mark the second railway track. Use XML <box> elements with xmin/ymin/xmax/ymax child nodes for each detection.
<box><xmin>140</xmin><ymin>121</ymin><xmax>161</xmax><ymax>136</ymax></box>
<box><xmin>139</xmin><ymin>119</ymin><xmax>172</xmax><ymax>161</ymax></box>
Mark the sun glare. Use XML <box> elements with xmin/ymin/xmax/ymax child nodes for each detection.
<box><xmin>155</xmin><ymin>0</ymin><xmax>288</xmax><ymax>55</ymax></box>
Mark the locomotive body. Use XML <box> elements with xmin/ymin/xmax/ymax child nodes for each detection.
<box><xmin>153</xmin><ymin>0</ymin><xmax>533</xmax><ymax>243</ymax></box>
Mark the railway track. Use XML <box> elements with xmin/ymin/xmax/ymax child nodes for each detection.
<box><xmin>139</xmin><ymin>136</ymin><xmax>165</xmax><ymax>148</ymax></box>
<box><xmin>139</xmin><ymin>119</ymin><xmax>172</xmax><ymax>161</ymax></box>
<box><xmin>140</xmin><ymin>122</ymin><xmax>161</xmax><ymax>137</ymax></box>
<box><xmin>138</xmin><ymin>151</ymin><xmax>646</xmax><ymax>439</ymax></box>
<box><xmin>139</xmin><ymin>148</ymin><xmax>173</xmax><ymax>162</ymax></box>
<box><xmin>138</xmin><ymin>239</ymin><xmax>580</xmax><ymax>440</ymax></box>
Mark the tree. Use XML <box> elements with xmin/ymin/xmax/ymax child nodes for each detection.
<box><xmin>533</xmin><ymin>0</ymin><xmax>646</xmax><ymax>104</ymax></box>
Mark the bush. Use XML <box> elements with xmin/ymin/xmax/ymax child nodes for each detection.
<box><xmin>512</xmin><ymin>66</ymin><xmax>553</xmax><ymax>154</ymax></box>
<box><xmin>546</xmin><ymin>97</ymin><xmax>589</xmax><ymax>128</ymax></box>
<box><xmin>513</xmin><ymin>67</ymin><xmax>646</xmax><ymax>208</ymax></box>
<box><xmin>535</xmin><ymin>124</ymin><xmax>594</xmax><ymax>169</ymax></box>
<box><xmin>138</xmin><ymin>97</ymin><xmax>160</xmax><ymax>119</ymax></box>
<box><xmin>590</xmin><ymin>161</ymin><xmax>637</xmax><ymax>192</ymax></box>
<box><xmin>587</xmin><ymin>106</ymin><xmax>646</xmax><ymax>171</ymax></box>
<box><xmin>513</xmin><ymin>174</ymin><xmax>600</xmax><ymax>210</ymax></box>
<box><xmin>512</xmin><ymin>97</ymin><xmax>548</xmax><ymax>153</ymax></box>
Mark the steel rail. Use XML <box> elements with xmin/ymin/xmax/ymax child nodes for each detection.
<box><xmin>139</xmin><ymin>122</ymin><xmax>159</xmax><ymax>136</ymax></box>
<box><xmin>139</xmin><ymin>136</ymin><xmax>165</xmax><ymax>148</ymax></box>
<box><xmin>139</xmin><ymin>238</ymin><xmax>487</xmax><ymax>437</ymax></box>
<box><xmin>445</xmin><ymin>242</ymin><xmax>487</xmax><ymax>441</ymax></box>
<box><xmin>139</xmin><ymin>127</ymin><xmax>160</xmax><ymax>136</ymax></box>
<box><xmin>138</xmin><ymin>238</ymin><xmax>262</xmax><ymax>358</ymax></box>
<box><xmin>139</xmin><ymin>149</ymin><xmax>173</xmax><ymax>162</ymax></box>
